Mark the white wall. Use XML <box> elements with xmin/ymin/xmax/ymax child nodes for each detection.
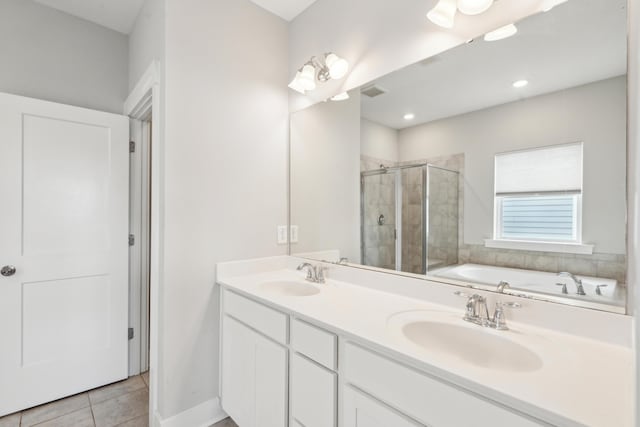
<box><xmin>629</xmin><ymin>0</ymin><xmax>640</xmax><ymax>423</ymax></box>
<box><xmin>129</xmin><ymin>0</ymin><xmax>165</xmax><ymax>92</ymax></box>
<box><xmin>398</xmin><ymin>77</ymin><xmax>627</xmax><ymax>254</ymax></box>
<box><xmin>160</xmin><ymin>0</ymin><xmax>289</xmax><ymax>419</ymax></box>
<box><xmin>291</xmin><ymin>93</ymin><xmax>361</xmax><ymax>262</ymax></box>
<box><xmin>288</xmin><ymin>0</ymin><xmax>565</xmax><ymax>112</ymax></box>
<box><xmin>0</xmin><ymin>0</ymin><xmax>128</xmax><ymax>114</ymax></box>
<box><xmin>361</xmin><ymin>118</ymin><xmax>398</xmax><ymax>162</ymax></box>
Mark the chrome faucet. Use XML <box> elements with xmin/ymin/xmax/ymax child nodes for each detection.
<box><xmin>557</xmin><ymin>272</ymin><xmax>586</xmax><ymax>295</ymax></box>
<box><xmin>455</xmin><ymin>291</ymin><xmax>521</xmax><ymax>330</ymax></box>
<box><xmin>296</xmin><ymin>262</ymin><xmax>327</xmax><ymax>284</ymax></box>
<box><xmin>462</xmin><ymin>293</ymin><xmax>490</xmax><ymax>326</ymax></box>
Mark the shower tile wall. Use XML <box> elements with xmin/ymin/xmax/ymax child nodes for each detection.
<box><xmin>427</xmin><ymin>167</ymin><xmax>459</xmax><ymax>269</ymax></box>
<box><xmin>401</xmin><ymin>167</ymin><xmax>424</xmax><ymax>274</ymax></box>
<box><xmin>362</xmin><ymin>156</ymin><xmax>397</xmax><ymax>270</ymax></box>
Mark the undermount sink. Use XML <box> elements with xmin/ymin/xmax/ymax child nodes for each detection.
<box><xmin>389</xmin><ymin>312</ymin><xmax>543</xmax><ymax>373</ymax></box>
<box><xmin>259</xmin><ymin>280</ymin><xmax>320</xmax><ymax>296</ymax></box>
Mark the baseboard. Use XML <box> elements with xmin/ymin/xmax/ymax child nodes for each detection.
<box><xmin>155</xmin><ymin>397</ymin><xmax>227</xmax><ymax>427</ymax></box>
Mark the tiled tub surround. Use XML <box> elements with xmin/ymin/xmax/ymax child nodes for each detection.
<box><xmin>458</xmin><ymin>244</ymin><xmax>627</xmax><ymax>285</ymax></box>
<box><xmin>217</xmin><ymin>256</ymin><xmax>634</xmax><ymax>427</ymax></box>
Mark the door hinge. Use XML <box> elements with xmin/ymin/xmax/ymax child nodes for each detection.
<box><xmin>129</xmin><ymin>234</ymin><xmax>135</xmax><ymax>246</ymax></box>
<box><xmin>129</xmin><ymin>141</ymin><xmax>136</xmax><ymax>153</ymax></box>
<box><xmin>128</xmin><ymin>328</ymin><xmax>134</xmax><ymax>340</ymax></box>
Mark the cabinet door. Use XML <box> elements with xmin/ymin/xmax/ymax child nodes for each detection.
<box><xmin>291</xmin><ymin>353</ymin><xmax>336</xmax><ymax>427</ymax></box>
<box><xmin>343</xmin><ymin>386</ymin><xmax>422</xmax><ymax>427</ymax></box>
<box><xmin>221</xmin><ymin>315</ymin><xmax>288</xmax><ymax>427</ymax></box>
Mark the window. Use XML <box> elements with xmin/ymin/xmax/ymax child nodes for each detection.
<box><xmin>493</xmin><ymin>143</ymin><xmax>583</xmax><ymax>244</ymax></box>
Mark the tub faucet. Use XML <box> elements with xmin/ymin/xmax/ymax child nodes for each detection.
<box><xmin>496</xmin><ymin>281</ymin><xmax>510</xmax><ymax>293</ymax></box>
<box><xmin>557</xmin><ymin>272</ymin><xmax>586</xmax><ymax>295</ymax></box>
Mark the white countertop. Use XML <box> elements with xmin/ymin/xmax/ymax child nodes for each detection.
<box><xmin>217</xmin><ymin>267</ymin><xmax>634</xmax><ymax>427</ymax></box>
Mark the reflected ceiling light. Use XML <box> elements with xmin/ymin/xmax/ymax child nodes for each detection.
<box><xmin>404</xmin><ymin>113</ymin><xmax>416</xmax><ymax>120</ymax></box>
<box><xmin>288</xmin><ymin>53</ymin><xmax>349</xmax><ymax>94</ymax></box>
<box><xmin>484</xmin><ymin>23</ymin><xmax>518</xmax><ymax>41</ymax></box>
<box><xmin>331</xmin><ymin>92</ymin><xmax>350</xmax><ymax>101</ymax></box>
<box><xmin>325</xmin><ymin>53</ymin><xmax>349</xmax><ymax>80</ymax></box>
<box><xmin>426</xmin><ymin>0</ymin><xmax>457</xmax><ymax>28</ymax></box>
<box><xmin>457</xmin><ymin>0</ymin><xmax>493</xmax><ymax>15</ymax></box>
<box><xmin>513</xmin><ymin>79</ymin><xmax>529</xmax><ymax>88</ymax></box>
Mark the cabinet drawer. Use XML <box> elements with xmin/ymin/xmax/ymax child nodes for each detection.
<box><xmin>222</xmin><ymin>289</ymin><xmax>288</xmax><ymax>344</ymax></box>
<box><xmin>291</xmin><ymin>353</ymin><xmax>337</xmax><ymax>427</ymax></box>
<box><xmin>291</xmin><ymin>318</ymin><xmax>337</xmax><ymax>370</ymax></box>
<box><xmin>343</xmin><ymin>343</ymin><xmax>545</xmax><ymax>427</ymax></box>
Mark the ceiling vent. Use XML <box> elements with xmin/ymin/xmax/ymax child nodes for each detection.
<box><xmin>361</xmin><ymin>85</ymin><xmax>387</xmax><ymax>98</ymax></box>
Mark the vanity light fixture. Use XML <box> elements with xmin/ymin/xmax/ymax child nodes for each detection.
<box><xmin>330</xmin><ymin>92</ymin><xmax>350</xmax><ymax>101</ymax></box>
<box><xmin>457</xmin><ymin>0</ymin><xmax>493</xmax><ymax>15</ymax></box>
<box><xmin>404</xmin><ymin>113</ymin><xmax>416</xmax><ymax>120</ymax></box>
<box><xmin>513</xmin><ymin>79</ymin><xmax>529</xmax><ymax>88</ymax></box>
<box><xmin>484</xmin><ymin>23</ymin><xmax>518</xmax><ymax>41</ymax></box>
<box><xmin>288</xmin><ymin>53</ymin><xmax>350</xmax><ymax>94</ymax></box>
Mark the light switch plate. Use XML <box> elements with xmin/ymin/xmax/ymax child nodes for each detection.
<box><xmin>277</xmin><ymin>225</ymin><xmax>288</xmax><ymax>244</ymax></box>
<box><xmin>290</xmin><ymin>225</ymin><xmax>299</xmax><ymax>243</ymax></box>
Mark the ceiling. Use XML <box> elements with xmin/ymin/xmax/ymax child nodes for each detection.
<box><xmin>361</xmin><ymin>0</ymin><xmax>627</xmax><ymax>130</ymax></box>
<box><xmin>34</xmin><ymin>0</ymin><xmax>145</xmax><ymax>34</ymax></box>
<box><xmin>249</xmin><ymin>0</ymin><xmax>318</xmax><ymax>21</ymax></box>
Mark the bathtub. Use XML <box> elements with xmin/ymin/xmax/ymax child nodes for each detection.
<box><xmin>430</xmin><ymin>263</ymin><xmax>625</xmax><ymax>310</ymax></box>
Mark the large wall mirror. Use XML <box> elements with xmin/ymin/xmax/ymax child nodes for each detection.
<box><xmin>290</xmin><ymin>0</ymin><xmax>628</xmax><ymax>313</ymax></box>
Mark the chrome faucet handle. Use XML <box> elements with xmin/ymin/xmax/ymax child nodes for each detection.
<box><xmin>493</xmin><ymin>301</ymin><xmax>521</xmax><ymax>330</ymax></box>
<box><xmin>596</xmin><ymin>284</ymin><xmax>608</xmax><ymax>296</ymax></box>
<box><xmin>576</xmin><ymin>283</ymin><xmax>587</xmax><ymax>296</ymax></box>
<box><xmin>556</xmin><ymin>283</ymin><xmax>568</xmax><ymax>294</ymax></box>
<box><xmin>315</xmin><ymin>266</ymin><xmax>328</xmax><ymax>284</ymax></box>
<box><xmin>337</xmin><ymin>257</ymin><xmax>349</xmax><ymax>265</ymax></box>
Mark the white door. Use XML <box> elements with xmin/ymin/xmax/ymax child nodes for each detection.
<box><xmin>0</xmin><ymin>92</ymin><xmax>130</xmax><ymax>416</ymax></box>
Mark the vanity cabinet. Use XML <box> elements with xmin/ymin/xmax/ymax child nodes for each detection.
<box><xmin>291</xmin><ymin>353</ymin><xmax>337</xmax><ymax>427</ymax></box>
<box><xmin>343</xmin><ymin>385</ymin><xmax>422</xmax><ymax>427</ymax></box>
<box><xmin>220</xmin><ymin>289</ymin><xmax>548</xmax><ymax>427</ymax></box>
<box><xmin>220</xmin><ymin>293</ymin><xmax>288</xmax><ymax>427</ymax></box>
<box><xmin>343</xmin><ymin>343</ymin><xmax>544</xmax><ymax>427</ymax></box>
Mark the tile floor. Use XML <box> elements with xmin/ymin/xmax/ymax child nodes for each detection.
<box><xmin>0</xmin><ymin>374</ymin><xmax>239</xmax><ymax>427</ymax></box>
<box><xmin>210</xmin><ymin>418</ymin><xmax>237</xmax><ymax>427</ymax></box>
<box><xmin>0</xmin><ymin>372</ymin><xmax>150</xmax><ymax>427</ymax></box>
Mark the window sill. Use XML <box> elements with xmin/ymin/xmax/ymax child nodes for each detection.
<box><xmin>483</xmin><ymin>239</ymin><xmax>594</xmax><ymax>255</ymax></box>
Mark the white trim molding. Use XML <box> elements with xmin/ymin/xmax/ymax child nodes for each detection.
<box><xmin>484</xmin><ymin>239</ymin><xmax>594</xmax><ymax>255</ymax></box>
<box><xmin>155</xmin><ymin>398</ymin><xmax>227</xmax><ymax>427</ymax></box>
<box><xmin>124</xmin><ymin>60</ymin><xmax>163</xmax><ymax>427</ymax></box>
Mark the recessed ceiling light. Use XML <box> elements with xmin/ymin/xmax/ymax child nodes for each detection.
<box><xmin>330</xmin><ymin>92</ymin><xmax>350</xmax><ymax>101</ymax></box>
<box><xmin>484</xmin><ymin>23</ymin><xmax>518</xmax><ymax>41</ymax></box>
<box><xmin>404</xmin><ymin>113</ymin><xmax>415</xmax><ymax>120</ymax></box>
<box><xmin>513</xmin><ymin>80</ymin><xmax>529</xmax><ymax>88</ymax></box>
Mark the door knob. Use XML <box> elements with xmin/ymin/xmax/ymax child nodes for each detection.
<box><xmin>1</xmin><ymin>266</ymin><xmax>16</xmax><ymax>277</ymax></box>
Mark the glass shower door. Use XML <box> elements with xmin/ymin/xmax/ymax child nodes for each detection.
<box><xmin>361</xmin><ymin>171</ymin><xmax>397</xmax><ymax>271</ymax></box>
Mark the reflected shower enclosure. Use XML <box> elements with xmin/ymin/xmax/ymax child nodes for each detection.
<box><xmin>361</xmin><ymin>164</ymin><xmax>459</xmax><ymax>275</ymax></box>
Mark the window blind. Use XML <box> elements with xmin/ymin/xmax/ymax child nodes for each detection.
<box><xmin>494</xmin><ymin>142</ymin><xmax>583</xmax><ymax>195</ymax></box>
